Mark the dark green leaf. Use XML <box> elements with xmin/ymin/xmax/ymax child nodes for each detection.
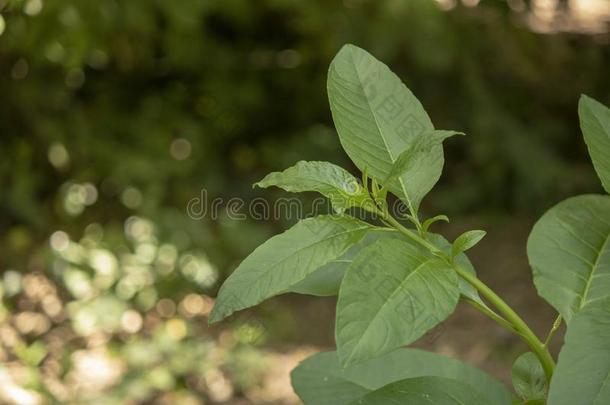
<box><xmin>349</xmin><ymin>376</ymin><xmax>489</xmax><ymax>405</ymax></box>
<box><xmin>290</xmin><ymin>348</ymin><xmax>511</xmax><ymax>405</ymax></box>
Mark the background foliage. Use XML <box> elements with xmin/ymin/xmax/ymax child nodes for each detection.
<box><xmin>0</xmin><ymin>0</ymin><xmax>609</xmax><ymax>403</ymax></box>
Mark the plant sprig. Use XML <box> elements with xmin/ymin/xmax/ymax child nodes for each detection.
<box><xmin>210</xmin><ymin>44</ymin><xmax>610</xmax><ymax>404</ymax></box>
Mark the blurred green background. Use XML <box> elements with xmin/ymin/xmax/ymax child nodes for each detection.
<box><xmin>0</xmin><ymin>0</ymin><xmax>609</xmax><ymax>403</ymax></box>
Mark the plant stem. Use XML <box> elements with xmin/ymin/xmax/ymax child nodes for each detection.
<box><xmin>543</xmin><ymin>315</ymin><xmax>563</xmax><ymax>348</ymax></box>
<box><xmin>381</xmin><ymin>213</ymin><xmax>443</xmax><ymax>254</ymax></box>
<box><xmin>463</xmin><ymin>297</ymin><xmax>516</xmax><ymax>333</ymax></box>
<box><xmin>455</xmin><ymin>267</ymin><xmax>555</xmax><ymax>382</ymax></box>
<box><xmin>379</xmin><ymin>210</ymin><xmax>556</xmax><ymax>382</ymax></box>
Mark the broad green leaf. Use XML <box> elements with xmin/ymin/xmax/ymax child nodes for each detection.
<box><xmin>254</xmin><ymin>160</ymin><xmax>373</xmax><ymax>213</ymax></box>
<box><xmin>384</xmin><ymin>130</ymin><xmax>463</xmax><ymax>185</ymax></box>
<box><xmin>328</xmin><ymin>44</ymin><xmax>450</xmax><ymax>215</ymax></box>
<box><xmin>527</xmin><ymin>194</ymin><xmax>610</xmax><ymax>322</ymax></box>
<box><xmin>335</xmin><ymin>238</ymin><xmax>459</xmax><ymax>366</ymax></box>
<box><xmin>422</xmin><ymin>214</ymin><xmax>449</xmax><ymax>233</ymax></box>
<box><xmin>290</xmin><ymin>229</ymin><xmax>404</xmax><ymax>296</ymax></box>
<box><xmin>579</xmin><ymin>95</ymin><xmax>610</xmax><ymax>194</ymax></box>
<box><xmin>512</xmin><ymin>352</ymin><xmax>547</xmax><ymax>401</ymax></box>
<box><xmin>209</xmin><ymin>215</ymin><xmax>373</xmax><ymax>323</ymax></box>
<box><xmin>349</xmin><ymin>376</ymin><xmax>488</xmax><ymax>405</ymax></box>
<box><xmin>290</xmin><ymin>348</ymin><xmax>511</xmax><ymax>405</ymax></box>
<box><xmin>547</xmin><ymin>297</ymin><xmax>610</xmax><ymax>405</ymax></box>
<box><xmin>451</xmin><ymin>230</ymin><xmax>486</xmax><ymax>258</ymax></box>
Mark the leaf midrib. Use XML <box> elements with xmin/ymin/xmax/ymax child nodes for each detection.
<box><xmin>344</xmin><ymin>256</ymin><xmax>432</xmax><ymax>364</ymax></box>
<box><xmin>579</xmin><ymin>231</ymin><xmax>610</xmax><ymax>310</ymax></box>
<box><xmin>347</xmin><ymin>49</ymin><xmax>416</xmax><ymax>214</ymax></box>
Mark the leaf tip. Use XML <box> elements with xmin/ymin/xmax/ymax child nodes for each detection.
<box><xmin>207</xmin><ymin>304</ymin><xmax>227</xmax><ymax>324</ymax></box>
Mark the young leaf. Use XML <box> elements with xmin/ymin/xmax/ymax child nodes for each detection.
<box><xmin>579</xmin><ymin>95</ymin><xmax>610</xmax><ymax>194</ymax></box>
<box><xmin>327</xmin><ymin>44</ymin><xmax>452</xmax><ymax>216</ymax></box>
<box><xmin>349</xmin><ymin>376</ymin><xmax>488</xmax><ymax>405</ymax></box>
<box><xmin>527</xmin><ymin>194</ymin><xmax>610</xmax><ymax>323</ymax></box>
<box><xmin>427</xmin><ymin>233</ymin><xmax>484</xmax><ymax>305</ymax></box>
<box><xmin>208</xmin><ymin>215</ymin><xmax>374</xmax><ymax>323</ymax></box>
<box><xmin>547</xmin><ymin>297</ymin><xmax>610</xmax><ymax>405</ymax></box>
<box><xmin>290</xmin><ymin>348</ymin><xmax>511</xmax><ymax>405</ymax></box>
<box><xmin>289</xmin><ymin>229</ymin><xmax>404</xmax><ymax>296</ymax></box>
<box><xmin>422</xmin><ymin>214</ymin><xmax>449</xmax><ymax>233</ymax></box>
<box><xmin>254</xmin><ymin>160</ymin><xmax>373</xmax><ymax>213</ymax></box>
<box><xmin>451</xmin><ymin>229</ymin><xmax>486</xmax><ymax>258</ymax></box>
<box><xmin>512</xmin><ymin>352</ymin><xmax>547</xmax><ymax>401</ymax></box>
<box><xmin>383</xmin><ymin>130</ymin><xmax>463</xmax><ymax>186</ymax></box>
<box><xmin>335</xmin><ymin>238</ymin><xmax>460</xmax><ymax>366</ymax></box>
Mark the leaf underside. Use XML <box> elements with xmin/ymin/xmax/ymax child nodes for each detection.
<box><xmin>335</xmin><ymin>238</ymin><xmax>459</xmax><ymax>366</ymax></box>
<box><xmin>527</xmin><ymin>194</ymin><xmax>610</xmax><ymax>323</ymax></box>
<box><xmin>290</xmin><ymin>229</ymin><xmax>404</xmax><ymax>296</ymax></box>
<box><xmin>209</xmin><ymin>215</ymin><xmax>373</xmax><ymax>322</ymax></box>
<box><xmin>548</xmin><ymin>298</ymin><xmax>610</xmax><ymax>405</ymax></box>
<box><xmin>327</xmin><ymin>44</ymin><xmax>441</xmax><ymax>214</ymax></box>
<box><xmin>579</xmin><ymin>95</ymin><xmax>610</xmax><ymax>194</ymax></box>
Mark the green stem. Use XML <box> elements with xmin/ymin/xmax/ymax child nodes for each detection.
<box><xmin>544</xmin><ymin>315</ymin><xmax>563</xmax><ymax>348</ymax></box>
<box><xmin>381</xmin><ymin>213</ymin><xmax>443</xmax><ymax>255</ymax></box>
<box><xmin>379</xmin><ymin>210</ymin><xmax>556</xmax><ymax>382</ymax></box>
<box><xmin>454</xmin><ymin>266</ymin><xmax>555</xmax><ymax>382</ymax></box>
<box><xmin>463</xmin><ymin>297</ymin><xmax>516</xmax><ymax>333</ymax></box>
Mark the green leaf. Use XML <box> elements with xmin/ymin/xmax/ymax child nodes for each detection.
<box><xmin>422</xmin><ymin>214</ymin><xmax>449</xmax><ymax>233</ymax></box>
<box><xmin>335</xmin><ymin>238</ymin><xmax>459</xmax><ymax>366</ymax></box>
<box><xmin>527</xmin><ymin>194</ymin><xmax>610</xmax><ymax>322</ymax></box>
<box><xmin>384</xmin><ymin>130</ymin><xmax>463</xmax><ymax>186</ymax></box>
<box><xmin>349</xmin><ymin>376</ymin><xmax>489</xmax><ymax>405</ymax></box>
<box><xmin>290</xmin><ymin>229</ymin><xmax>404</xmax><ymax>296</ymax></box>
<box><xmin>328</xmin><ymin>44</ymin><xmax>451</xmax><ymax>215</ymax></box>
<box><xmin>254</xmin><ymin>160</ymin><xmax>373</xmax><ymax>213</ymax></box>
<box><xmin>451</xmin><ymin>230</ymin><xmax>486</xmax><ymax>258</ymax></box>
<box><xmin>579</xmin><ymin>95</ymin><xmax>610</xmax><ymax>194</ymax></box>
<box><xmin>290</xmin><ymin>348</ymin><xmax>511</xmax><ymax>405</ymax></box>
<box><xmin>512</xmin><ymin>352</ymin><xmax>547</xmax><ymax>401</ymax></box>
<box><xmin>547</xmin><ymin>297</ymin><xmax>610</xmax><ymax>405</ymax></box>
<box><xmin>209</xmin><ymin>215</ymin><xmax>374</xmax><ymax>323</ymax></box>
<box><xmin>427</xmin><ymin>233</ymin><xmax>484</xmax><ymax>306</ymax></box>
